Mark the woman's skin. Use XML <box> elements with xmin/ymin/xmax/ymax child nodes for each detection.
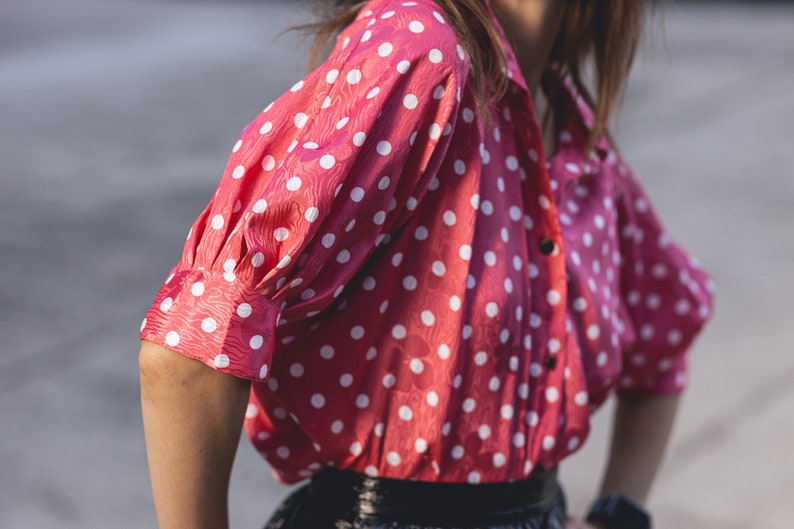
<box><xmin>140</xmin><ymin>2</ymin><xmax>682</xmax><ymax>528</ymax></box>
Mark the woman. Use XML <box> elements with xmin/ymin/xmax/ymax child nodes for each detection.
<box><xmin>138</xmin><ymin>0</ymin><xmax>714</xmax><ymax>528</ymax></box>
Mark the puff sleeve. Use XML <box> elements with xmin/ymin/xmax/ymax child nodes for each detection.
<box><xmin>614</xmin><ymin>164</ymin><xmax>715</xmax><ymax>396</ymax></box>
<box><xmin>140</xmin><ymin>10</ymin><xmax>465</xmax><ymax>381</ymax></box>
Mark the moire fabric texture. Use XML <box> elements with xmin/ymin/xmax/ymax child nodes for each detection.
<box><xmin>141</xmin><ymin>0</ymin><xmax>714</xmax><ymax>484</ymax></box>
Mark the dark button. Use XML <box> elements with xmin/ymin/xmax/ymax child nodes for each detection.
<box><xmin>544</xmin><ymin>356</ymin><xmax>557</xmax><ymax>370</ymax></box>
<box><xmin>539</xmin><ymin>238</ymin><xmax>556</xmax><ymax>255</ymax></box>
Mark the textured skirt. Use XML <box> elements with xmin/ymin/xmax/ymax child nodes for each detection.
<box><xmin>263</xmin><ymin>467</ymin><xmax>567</xmax><ymax>529</ymax></box>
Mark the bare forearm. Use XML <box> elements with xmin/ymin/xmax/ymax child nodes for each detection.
<box><xmin>599</xmin><ymin>393</ymin><xmax>681</xmax><ymax>505</ymax></box>
<box><xmin>139</xmin><ymin>340</ymin><xmax>251</xmax><ymax>529</ymax></box>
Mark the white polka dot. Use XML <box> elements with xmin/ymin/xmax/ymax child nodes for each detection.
<box><xmin>346</xmin><ymin>69</ymin><xmax>362</xmax><ymax>84</ymax></box>
<box><xmin>546</xmin><ymin>290</ymin><xmax>562</xmax><ymax>305</ymax></box>
<box><xmin>449</xmin><ymin>295</ymin><xmax>462</xmax><ymax>311</ymax></box>
<box><xmin>462</xmin><ymin>398</ymin><xmax>476</xmax><ymax>412</ymax></box>
<box><xmin>414</xmin><ymin>226</ymin><xmax>429</xmax><ymax>240</ymax></box>
<box><xmin>485</xmin><ymin>302</ymin><xmax>499</xmax><ymax>318</ymax></box>
<box><xmin>546</xmin><ymin>387</ymin><xmax>560</xmax><ymax>403</ymax></box>
<box><xmin>586</xmin><ymin>325</ymin><xmax>601</xmax><ymax>340</ymax></box>
<box><xmin>356</xmin><ymin>394</ymin><xmax>370</xmax><ymax>408</ymax></box>
<box><xmin>392</xmin><ymin>325</ymin><xmax>407</xmax><ymax>339</ymax></box>
<box><xmin>525</xmin><ymin>411</ymin><xmax>539</xmax><ymax>427</ymax></box>
<box><xmin>409</xmin><ymin>21</ymin><xmax>424</xmax><ymax>33</ymax></box>
<box><xmin>548</xmin><ymin>338</ymin><xmax>561</xmax><ymax>353</ymax></box>
<box><xmin>318</xmin><ymin>154</ymin><xmax>336</xmax><ymax>170</ymax></box>
<box><xmin>398</xmin><ymin>405</ymin><xmax>414</xmax><ymax>421</ymax></box>
<box><xmin>339</xmin><ymin>373</ymin><xmax>353</xmax><ymax>387</ymax></box>
<box><xmin>492</xmin><ymin>452</ymin><xmax>506</xmax><ymax>467</ymax></box>
<box><xmin>250</xmin><ymin>199</ymin><xmax>267</xmax><ymax>215</ymax></box>
<box><xmin>574</xmin><ymin>391</ymin><xmax>588</xmax><ymax>406</ymax></box>
<box><xmin>259</xmin><ymin>122</ymin><xmax>273</xmax><ymax>135</ymax></box>
<box><xmin>259</xmin><ymin>156</ymin><xmax>276</xmax><ymax>173</ymax></box>
<box><xmin>428</xmin><ymin>49</ymin><xmax>443</xmax><ymax>63</ymax></box>
<box><xmin>286</xmin><ymin>176</ymin><xmax>302</xmax><ymax>191</ymax></box>
<box><xmin>459</xmin><ymin>244</ymin><xmax>472</xmax><ymax>260</ymax></box>
<box><xmin>542</xmin><ymin>436</ymin><xmax>556</xmax><ymax>450</ymax></box>
<box><xmin>210</xmin><ymin>215</ymin><xmax>224</xmax><ymax>230</ymax></box>
<box><xmin>387</xmin><ymin>451</ymin><xmax>401</xmax><ymax>466</ymax></box>
<box><xmin>500</xmin><ymin>404</ymin><xmax>514</xmax><ymax>420</ymax></box>
<box><xmin>311</xmin><ymin>394</ymin><xmax>326</xmax><ymax>408</ymax></box>
<box><xmin>428</xmin><ymin>123</ymin><xmax>442</xmax><ymax>139</ymax></box>
<box><xmin>377</xmin><ymin>141</ymin><xmax>392</xmax><ymax>155</ymax></box>
<box><xmin>451</xmin><ymin>445</ymin><xmax>465</xmax><ymax>459</ymax></box>
<box><xmin>231</xmin><ymin>165</ymin><xmax>246</xmax><ymax>180</ymax></box>
<box><xmin>325</xmin><ymin>69</ymin><xmax>339</xmax><ymax>83</ymax></box>
<box><xmin>277</xmin><ymin>446</ymin><xmax>290</xmax><ymax>459</ymax></box>
<box><xmin>675</xmin><ymin>299</ymin><xmax>692</xmax><ymax>315</ymax></box>
<box><xmin>350</xmin><ymin>442</ymin><xmax>363</xmax><ymax>456</ymax></box>
<box><xmin>290</xmin><ymin>363</ymin><xmax>304</xmax><ymax>377</ymax></box>
<box><xmin>426</xmin><ymin>391</ymin><xmax>439</xmax><ymax>406</ymax></box>
<box><xmin>474</xmin><ymin>351</ymin><xmax>487</xmax><ymax>366</ymax></box>
<box><xmin>248</xmin><ymin>252</ymin><xmax>264</xmax><ymax>268</ymax></box>
<box><xmin>484</xmin><ymin>251</ymin><xmax>497</xmax><ymax>266</ymax></box>
<box><xmin>403</xmin><ymin>275</ymin><xmax>418</xmax><ymax>290</ymax></box>
<box><xmin>415</xmin><ymin>437</ymin><xmax>428</xmax><ymax>453</ymax></box>
<box><xmin>397</xmin><ymin>60</ymin><xmax>411</xmax><ymax>74</ymax></box>
<box><xmin>303</xmin><ymin>207</ymin><xmax>320</xmax><ymax>223</ymax></box>
<box><xmin>272</xmin><ymin>227</ymin><xmax>289</xmax><ymax>242</ymax></box>
<box><xmin>403</xmin><ymin>94</ymin><xmax>419</xmax><ymax>109</ymax></box>
<box><xmin>188</xmin><ymin>283</ymin><xmax>205</xmax><ymax>297</ymax></box>
<box><xmin>201</xmin><ymin>317</ymin><xmax>217</xmax><ymax>333</ymax></box>
<box><xmin>211</xmin><ymin>354</ymin><xmax>229</xmax><ymax>369</ymax></box>
<box><xmin>437</xmin><ymin>344</ymin><xmax>451</xmax><ymax>359</ymax></box>
<box><xmin>468</xmin><ymin>471</ymin><xmax>481</xmax><ymax>484</ymax></box>
<box><xmin>336</xmin><ymin>249</ymin><xmax>351</xmax><ymax>264</ymax></box>
<box><xmin>159</xmin><ymin>297</ymin><xmax>173</xmax><ymax>312</ymax></box>
<box><xmin>538</xmin><ymin>195</ymin><xmax>551</xmax><ymax>209</ymax></box>
<box><xmin>506</xmin><ymin>155</ymin><xmax>519</xmax><ymax>171</ymax></box>
<box><xmin>378</xmin><ymin>42</ymin><xmax>393</xmax><ymax>57</ymax></box>
<box><xmin>165</xmin><ymin>331</ymin><xmax>180</xmax><ymax>347</ymax></box>
<box><xmin>409</xmin><ymin>358</ymin><xmax>425</xmax><ymax>375</ymax></box>
<box><xmin>350</xmin><ymin>326</ymin><xmax>365</xmax><ymax>340</ymax></box>
<box><xmin>489</xmin><ymin>376</ymin><xmax>500</xmax><ymax>391</ymax></box>
<box><xmin>513</xmin><ymin>432</ymin><xmax>526</xmax><ymax>447</ymax></box>
<box><xmin>293</xmin><ymin>113</ymin><xmax>308</xmax><ymax>129</ymax></box>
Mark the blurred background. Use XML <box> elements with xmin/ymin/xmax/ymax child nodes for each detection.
<box><xmin>1</xmin><ymin>0</ymin><xmax>792</xmax><ymax>527</ymax></box>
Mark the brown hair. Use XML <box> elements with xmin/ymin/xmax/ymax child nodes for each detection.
<box><xmin>296</xmin><ymin>0</ymin><xmax>649</xmax><ymax>146</ymax></box>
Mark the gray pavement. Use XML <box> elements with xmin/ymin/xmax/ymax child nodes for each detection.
<box><xmin>1</xmin><ymin>0</ymin><xmax>792</xmax><ymax>528</ymax></box>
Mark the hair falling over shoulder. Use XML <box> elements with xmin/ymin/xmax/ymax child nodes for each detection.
<box><xmin>296</xmin><ymin>0</ymin><xmax>653</xmax><ymax>145</ymax></box>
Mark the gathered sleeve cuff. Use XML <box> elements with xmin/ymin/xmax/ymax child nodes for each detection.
<box><xmin>141</xmin><ymin>269</ymin><xmax>280</xmax><ymax>381</ymax></box>
<box><xmin>614</xmin><ymin>163</ymin><xmax>715</xmax><ymax>397</ymax></box>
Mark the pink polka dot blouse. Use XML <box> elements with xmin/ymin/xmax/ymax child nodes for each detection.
<box><xmin>141</xmin><ymin>0</ymin><xmax>714</xmax><ymax>485</ymax></box>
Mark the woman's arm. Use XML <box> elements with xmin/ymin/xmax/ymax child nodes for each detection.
<box><xmin>566</xmin><ymin>393</ymin><xmax>681</xmax><ymax>529</ymax></box>
<box><xmin>599</xmin><ymin>392</ymin><xmax>681</xmax><ymax>505</ymax></box>
<box><xmin>139</xmin><ymin>339</ymin><xmax>252</xmax><ymax>529</ymax></box>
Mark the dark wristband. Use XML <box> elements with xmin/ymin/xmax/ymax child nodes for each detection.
<box><xmin>586</xmin><ymin>494</ymin><xmax>651</xmax><ymax>529</ymax></box>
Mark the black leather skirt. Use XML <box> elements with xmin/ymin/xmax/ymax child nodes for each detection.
<box><xmin>263</xmin><ymin>467</ymin><xmax>567</xmax><ymax>529</ymax></box>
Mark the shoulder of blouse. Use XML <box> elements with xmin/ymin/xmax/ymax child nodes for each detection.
<box><xmin>328</xmin><ymin>0</ymin><xmax>472</xmax><ymax>86</ymax></box>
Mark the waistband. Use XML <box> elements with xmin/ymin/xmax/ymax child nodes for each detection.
<box><xmin>308</xmin><ymin>467</ymin><xmax>560</xmax><ymax>526</ymax></box>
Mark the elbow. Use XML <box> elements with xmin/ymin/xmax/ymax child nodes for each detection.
<box><xmin>138</xmin><ymin>339</ymin><xmax>207</xmax><ymax>389</ymax></box>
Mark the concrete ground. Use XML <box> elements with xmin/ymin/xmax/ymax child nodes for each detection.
<box><xmin>1</xmin><ymin>0</ymin><xmax>792</xmax><ymax>527</ymax></box>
